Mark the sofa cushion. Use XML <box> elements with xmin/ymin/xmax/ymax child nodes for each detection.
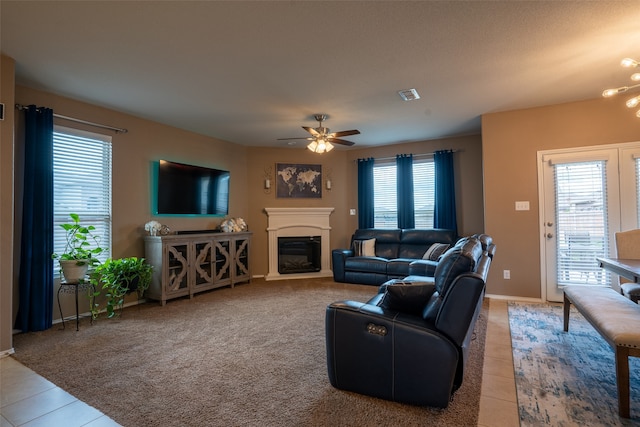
<box><xmin>345</xmin><ymin>256</ymin><xmax>388</xmax><ymax>274</ymax></box>
<box><xmin>434</xmin><ymin>238</ymin><xmax>482</xmax><ymax>296</ymax></box>
<box><xmin>377</xmin><ymin>281</ymin><xmax>436</xmax><ymax>315</ymax></box>
<box><xmin>423</xmin><ymin>238</ymin><xmax>483</xmax><ymax>323</ymax></box>
<box><xmin>397</xmin><ymin>228</ymin><xmax>456</xmax><ymax>259</ymax></box>
<box><xmin>352</xmin><ymin>229</ymin><xmax>401</xmax><ymax>259</ymax></box>
<box><xmin>423</xmin><ymin>243</ymin><xmax>450</xmax><ymax>261</ymax></box>
<box><xmin>352</xmin><ymin>238</ymin><xmax>376</xmax><ymax>257</ymax></box>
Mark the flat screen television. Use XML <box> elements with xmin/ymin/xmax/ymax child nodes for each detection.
<box><xmin>153</xmin><ymin>160</ymin><xmax>230</xmax><ymax>216</ymax></box>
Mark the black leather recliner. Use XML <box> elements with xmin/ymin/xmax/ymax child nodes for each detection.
<box><xmin>325</xmin><ymin>235</ymin><xmax>495</xmax><ymax>408</ymax></box>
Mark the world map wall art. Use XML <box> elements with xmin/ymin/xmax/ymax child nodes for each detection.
<box><xmin>276</xmin><ymin>163</ymin><xmax>322</xmax><ymax>198</ymax></box>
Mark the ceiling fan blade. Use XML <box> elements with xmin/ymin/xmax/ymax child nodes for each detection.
<box><xmin>277</xmin><ymin>137</ymin><xmax>313</xmax><ymax>141</ymax></box>
<box><xmin>328</xmin><ymin>138</ymin><xmax>355</xmax><ymax>146</ymax></box>
<box><xmin>302</xmin><ymin>126</ymin><xmax>320</xmax><ymax>136</ymax></box>
<box><xmin>331</xmin><ymin>129</ymin><xmax>360</xmax><ymax>138</ymax></box>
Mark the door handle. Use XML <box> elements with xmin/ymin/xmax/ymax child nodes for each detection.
<box><xmin>546</xmin><ymin>233</ymin><xmax>553</xmax><ymax>239</ymax></box>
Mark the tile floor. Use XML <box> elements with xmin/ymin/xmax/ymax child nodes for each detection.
<box><xmin>1</xmin><ymin>298</ymin><xmax>519</xmax><ymax>427</ymax></box>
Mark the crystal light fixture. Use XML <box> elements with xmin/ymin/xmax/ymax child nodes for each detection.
<box><xmin>602</xmin><ymin>57</ymin><xmax>640</xmax><ymax>117</ymax></box>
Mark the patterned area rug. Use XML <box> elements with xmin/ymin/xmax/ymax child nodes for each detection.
<box><xmin>508</xmin><ymin>302</ymin><xmax>640</xmax><ymax>426</ymax></box>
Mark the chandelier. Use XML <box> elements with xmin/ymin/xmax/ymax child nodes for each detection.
<box><xmin>602</xmin><ymin>58</ymin><xmax>640</xmax><ymax>117</ymax></box>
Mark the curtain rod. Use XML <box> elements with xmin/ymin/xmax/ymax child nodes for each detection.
<box><xmin>357</xmin><ymin>149</ymin><xmax>460</xmax><ymax>163</ymax></box>
<box><xmin>15</xmin><ymin>104</ymin><xmax>128</xmax><ymax>134</ymax></box>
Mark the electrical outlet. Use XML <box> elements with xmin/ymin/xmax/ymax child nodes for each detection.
<box><xmin>503</xmin><ymin>270</ymin><xmax>511</xmax><ymax>280</ymax></box>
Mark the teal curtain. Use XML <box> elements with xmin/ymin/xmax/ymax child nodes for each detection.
<box><xmin>357</xmin><ymin>158</ymin><xmax>375</xmax><ymax>229</ymax></box>
<box><xmin>396</xmin><ymin>154</ymin><xmax>415</xmax><ymax>229</ymax></box>
<box><xmin>15</xmin><ymin>105</ymin><xmax>54</xmax><ymax>332</ymax></box>
<box><xmin>434</xmin><ymin>150</ymin><xmax>457</xmax><ymax>234</ymax></box>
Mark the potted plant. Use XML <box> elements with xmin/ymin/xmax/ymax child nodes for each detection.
<box><xmin>91</xmin><ymin>257</ymin><xmax>153</xmax><ymax>318</ymax></box>
<box><xmin>52</xmin><ymin>213</ymin><xmax>105</xmax><ymax>283</ymax></box>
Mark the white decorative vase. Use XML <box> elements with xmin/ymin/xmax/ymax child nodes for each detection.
<box><xmin>59</xmin><ymin>259</ymin><xmax>89</xmax><ymax>284</ymax></box>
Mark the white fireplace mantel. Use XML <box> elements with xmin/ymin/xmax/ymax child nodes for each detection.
<box><xmin>264</xmin><ymin>207</ymin><xmax>334</xmax><ymax>281</ymax></box>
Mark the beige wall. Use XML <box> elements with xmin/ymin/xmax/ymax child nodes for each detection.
<box><xmin>345</xmin><ymin>135</ymin><xmax>485</xmax><ymax>241</ymax></box>
<box><xmin>245</xmin><ymin>134</ymin><xmax>484</xmax><ymax>277</ymax></box>
<box><xmin>246</xmin><ymin>148</ymin><xmax>351</xmax><ymax>277</ymax></box>
<box><xmin>482</xmin><ymin>97</ymin><xmax>640</xmax><ymax>299</ymax></box>
<box><xmin>11</xmin><ymin>85</ymin><xmax>250</xmax><ymax>330</ymax></box>
<box><xmin>1</xmin><ymin>55</ymin><xmax>16</xmax><ymax>354</ymax></box>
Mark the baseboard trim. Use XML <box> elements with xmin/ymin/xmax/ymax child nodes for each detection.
<box><xmin>0</xmin><ymin>348</ymin><xmax>15</xmax><ymax>358</ymax></box>
<box><xmin>486</xmin><ymin>293</ymin><xmax>544</xmax><ymax>303</ymax></box>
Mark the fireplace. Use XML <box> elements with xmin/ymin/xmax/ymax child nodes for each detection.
<box><xmin>265</xmin><ymin>207</ymin><xmax>334</xmax><ymax>280</ymax></box>
<box><xmin>278</xmin><ymin>236</ymin><xmax>321</xmax><ymax>274</ymax></box>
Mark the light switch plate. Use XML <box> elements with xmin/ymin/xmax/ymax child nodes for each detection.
<box><xmin>515</xmin><ymin>201</ymin><xmax>530</xmax><ymax>211</ymax></box>
<box><xmin>349</xmin><ymin>209</ymin><xmax>356</xmax><ymax>215</ymax></box>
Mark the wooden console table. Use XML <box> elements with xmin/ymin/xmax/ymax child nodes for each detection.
<box><xmin>145</xmin><ymin>231</ymin><xmax>251</xmax><ymax>305</ymax></box>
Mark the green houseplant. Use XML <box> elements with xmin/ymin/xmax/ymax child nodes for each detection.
<box><xmin>91</xmin><ymin>257</ymin><xmax>153</xmax><ymax>318</ymax></box>
<box><xmin>52</xmin><ymin>213</ymin><xmax>105</xmax><ymax>283</ymax></box>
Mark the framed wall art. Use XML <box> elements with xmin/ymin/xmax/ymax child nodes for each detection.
<box><xmin>276</xmin><ymin>163</ymin><xmax>322</xmax><ymax>198</ymax></box>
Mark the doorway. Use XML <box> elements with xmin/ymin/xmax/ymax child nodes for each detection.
<box><xmin>539</xmin><ymin>143</ymin><xmax>640</xmax><ymax>302</ymax></box>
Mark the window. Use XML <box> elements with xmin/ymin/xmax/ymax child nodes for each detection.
<box><xmin>53</xmin><ymin>126</ymin><xmax>112</xmax><ymax>277</ymax></box>
<box><xmin>373</xmin><ymin>158</ymin><xmax>435</xmax><ymax>228</ymax></box>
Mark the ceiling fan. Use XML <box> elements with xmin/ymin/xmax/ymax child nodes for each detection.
<box><xmin>278</xmin><ymin>114</ymin><xmax>360</xmax><ymax>153</ymax></box>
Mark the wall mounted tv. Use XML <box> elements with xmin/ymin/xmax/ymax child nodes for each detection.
<box><xmin>153</xmin><ymin>160</ymin><xmax>230</xmax><ymax>216</ymax></box>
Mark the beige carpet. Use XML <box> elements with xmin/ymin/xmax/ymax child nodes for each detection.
<box><xmin>12</xmin><ymin>278</ymin><xmax>487</xmax><ymax>426</ymax></box>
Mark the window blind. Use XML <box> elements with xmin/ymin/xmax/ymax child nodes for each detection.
<box><xmin>554</xmin><ymin>160</ymin><xmax>608</xmax><ymax>286</ymax></box>
<box><xmin>373</xmin><ymin>158</ymin><xmax>435</xmax><ymax>228</ymax></box>
<box><xmin>413</xmin><ymin>160</ymin><xmax>435</xmax><ymax>228</ymax></box>
<box><xmin>53</xmin><ymin>126</ymin><xmax>112</xmax><ymax>276</ymax></box>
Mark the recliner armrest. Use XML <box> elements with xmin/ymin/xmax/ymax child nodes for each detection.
<box><xmin>409</xmin><ymin>259</ymin><xmax>438</xmax><ymax>277</ymax></box>
<box><xmin>331</xmin><ymin>249</ymin><xmax>354</xmax><ymax>282</ymax></box>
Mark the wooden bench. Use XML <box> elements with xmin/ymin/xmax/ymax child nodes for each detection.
<box><xmin>563</xmin><ymin>286</ymin><xmax>640</xmax><ymax>418</ymax></box>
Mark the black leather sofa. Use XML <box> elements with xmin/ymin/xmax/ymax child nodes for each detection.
<box><xmin>325</xmin><ymin>235</ymin><xmax>495</xmax><ymax>408</ymax></box>
<box><xmin>332</xmin><ymin>228</ymin><xmax>457</xmax><ymax>286</ymax></box>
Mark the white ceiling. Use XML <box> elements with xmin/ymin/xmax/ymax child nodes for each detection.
<box><xmin>2</xmin><ymin>1</ymin><xmax>640</xmax><ymax>149</ymax></box>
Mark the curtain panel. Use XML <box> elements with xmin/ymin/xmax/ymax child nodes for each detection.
<box><xmin>434</xmin><ymin>150</ymin><xmax>458</xmax><ymax>235</ymax></box>
<box><xmin>357</xmin><ymin>158</ymin><xmax>375</xmax><ymax>229</ymax></box>
<box><xmin>15</xmin><ymin>105</ymin><xmax>54</xmax><ymax>332</ymax></box>
<box><xmin>396</xmin><ymin>154</ymin><xmax>415</xmax><ymax>229</ymax></box>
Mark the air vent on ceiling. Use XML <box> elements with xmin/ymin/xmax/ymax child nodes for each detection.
<box><xmin>398</xmin><ymin>88</ymin><xmax>420</xmax><ymax>101</ymax></box>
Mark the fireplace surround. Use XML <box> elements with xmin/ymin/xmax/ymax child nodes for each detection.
<box><xmin>264</xmin><ymin>207</ymin><xmax>334</xmax><ymax>280</ymax></box>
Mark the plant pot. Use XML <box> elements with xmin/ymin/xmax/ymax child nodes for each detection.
<box><xmin>125</xmin><ymin>277</ymin><xmax>139</xmax><ymax>294</ymax></box>
<box><xmin>60</xmin><ymin>259</ymin><xmax>89</xmax><ymax>284</ymax></box>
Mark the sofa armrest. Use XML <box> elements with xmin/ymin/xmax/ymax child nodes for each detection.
<box><xmin>332</xmin><ymin>249</ymin><xmax>354</xmax><ymax>282</ymax></box>
<box><xmin>409</xmin><ymin>259</ymin><xmax>438</xmax><ymax>277</ymax></box>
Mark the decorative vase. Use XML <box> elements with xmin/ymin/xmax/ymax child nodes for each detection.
<box><xmin>59</xmin><ymin>259</ymin><xmax>89</xmax><ymax>284</ymax></box>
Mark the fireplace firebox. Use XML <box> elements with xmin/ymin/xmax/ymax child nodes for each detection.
<box><xmin>278</xmin><ymin>236</ymin><xmax>321</xmax><ymax>274</ymax></box>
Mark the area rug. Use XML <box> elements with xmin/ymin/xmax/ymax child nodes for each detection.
<box><xmin>12</xmin><ymin>278</ymin><xmax>487</xmax><ymax>426</ymax></box>
<box><xmin>509</xmin><ymin>302</ymin><xmax>640</xmax><ymax>426</ymax></box>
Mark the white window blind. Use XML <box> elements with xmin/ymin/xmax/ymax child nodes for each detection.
<box><xmin>53</xmin><ymin>126</ymin><xmax>112</xmax><ymax>276</ymax></box>
<box><xmin>413</xmin><ymin>160</ymin><xmax>435</xmax><ymax>228</ymax></box>
<box><xmin>554</xmin><ymin>160</ymin><xmax>608</xmax><ymax>286</ymax></box>
<box><xmin>373</xmin><ymin>163</ymin><xmax>397</xmax><ymax>228</ymax></box>
<box><xmin>373</xmin><ymin>158</ymin><xmax>435</xmax><ymax>228</ymax></box>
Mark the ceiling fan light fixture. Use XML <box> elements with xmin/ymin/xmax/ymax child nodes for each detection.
<box><xmin>307</xmin><ymin>139</ymin><xmax>334</xmax><ymax>154</ymax></box>
<box><xmin>398</xmin><ymin>88</ymin><xmax>420</xmax><ymax>101</ymax></box>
